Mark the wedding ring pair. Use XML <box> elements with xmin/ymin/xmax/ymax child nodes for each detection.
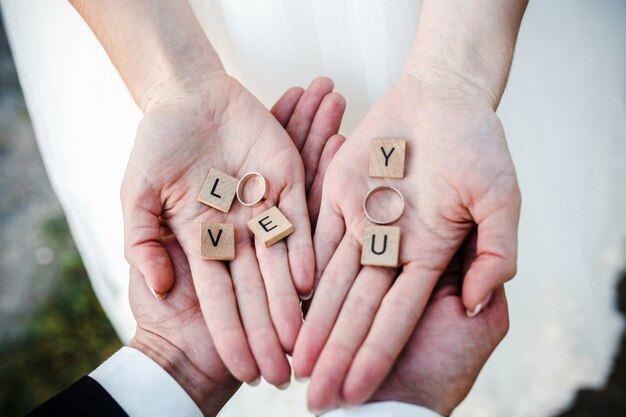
<box><xmin>236</xmin><ymin>172</ymin><xmax>269</xmax><ymax>207</ymax></box>
<box><xmin>362</xmin><ymin>185</ymin><xmax>405</xmax><ymax>225</ymax></box>
<box><xmin>237</xmin><ymin>172</ymin><xmax>405</xmax><ymax>223</ymax></box>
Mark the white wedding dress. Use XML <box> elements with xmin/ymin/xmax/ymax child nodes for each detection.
<box><xmin>2</xmin><ymin>1</ymin><xmax>625</xmax><ymax>416</ymax></box>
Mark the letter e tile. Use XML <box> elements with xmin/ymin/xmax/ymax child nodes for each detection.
<box><xmin>247</xmin><ymin>206</ymin><xmax>294</xmax><ymax>248</ymax></box>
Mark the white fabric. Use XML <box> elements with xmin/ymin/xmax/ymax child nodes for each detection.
<box><xmin>324</xmin><ymin>402</ymin><xmax>441</xmax><ymax>417</ymax></box>
<box><xmin>90</xmin><ymin>347</ymin><xmax>203</xmax><ymax>417</ymax></box>
<box><xmin>1</xmin><ymin>1</ymin><xmax>625</xmax><ymax>417</ymax></box>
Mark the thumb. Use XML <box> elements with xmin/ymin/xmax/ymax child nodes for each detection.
<box><xmin>462</xmin><ymin>197</ymin><xmax>520</xmax><ymax>316</ymax></box>
<box><xmin>121</xmin><ymin>182</ymin><xmax>174</xmax><ymax>300</ymax></box>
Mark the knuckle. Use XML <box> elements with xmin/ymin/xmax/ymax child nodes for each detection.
<box><xmin>344</xmin><ymin>295</ymin><xmax>378</xmax><ymax>319</ymax></box>
<box><xmin>383</xmin><ymin>296</ymin><xmax>421</xmax><ymax>325</ymax></box>
<box><xmin>325</xmin><ymin>341</ymin><xmax>354</xmax><ymax>361</ymax></box>
<box><xmin>360</xmin><ymin>343</ymin><xmax>394</xmax><ymax>371</ymax></box>
<box><xmin>233</xmin><ymin>277</ymin><xmax>266</xmax><ymax>300</ymax></box>
<box><xmin>493</xmin><ymin>310</ymin><xmax>510</xmax><ymax>341</ymax></box>
<box><xmin>246</xmin><ymin>324</ymin><xmax>276</xmax><ymax>345</ymax></box>
<box><xmin>502</xmin><ymin>260</ymin><xmax>518</xmax><ymax>281</ymax></box>
<box><xmin>321</xmin><ymin>269</ymin><xmax>353</xmax><ymax>294</ymax></box>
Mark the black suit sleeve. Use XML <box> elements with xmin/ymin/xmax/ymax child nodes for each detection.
<box><xmin>25</xmin><ymin>376</ymin><xmax>128</xmax><ymax>417</ymax></box>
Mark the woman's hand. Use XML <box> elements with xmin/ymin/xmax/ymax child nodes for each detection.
<box><xmin>293</xmin><ymin>74</ymin><xmax>521</xmax><ymax>411</ymax></box>
<box><xmin>122</xmin><ymin>75</ymin><xmax>345</xmax><ymax>387</ymax></box>
<box><xmin>128</xmin><ymin>80</ymin><xmax>345</xmax><ymax>414</ymax></box>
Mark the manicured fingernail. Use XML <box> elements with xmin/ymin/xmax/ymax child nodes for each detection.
<box><xmin>277</xmin><ymin>380</ymin><xmax>291</xmax><ymax>390</ymax></box>
<box><xmin>149</xmin><ymin>286</ymin><xmax>167</xmax><ymax>300</ymax></box>
<box><xmin>295</xmin><ymin>374</ymin><xmax>310</xmax><ymax>383</ymax></box>
<box><xmin>466</xmin><ymin>292</ymin><xmax>493</xmax><ymax>318</ymax></box>
<box><xmin>247</xmin><ymin>376</ymin><xmax>261</xmax><ymax>386</ymax></box>
<box><xmin>300</xmin><ymin>289</ymin><xmax>314</xmax><ymax>301</ymax></box>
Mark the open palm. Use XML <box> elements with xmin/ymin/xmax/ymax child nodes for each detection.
<box><xmin>294</xmin><ymin>74</ymin><xmax>521</xmax><ymax>410</ymax></box>
<box><xmin>122</xmin><ymin>75</ymin><xmax>342</xmax><ymax>386</ymax></box>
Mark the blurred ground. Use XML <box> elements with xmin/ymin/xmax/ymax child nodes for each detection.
<box><xmin>0</xmin><ymin>6</ymin><xmax>62</xmax><ymax>342</ymax></box>
<box><xmin>0</xmin><ymin>13</ymin><xmax>120</xmax><ymax>416</ymax></box>
<box><xmin>0</xmin><ymin>7</ymin><xmax>625</xmax><ymax>417</ymax></box>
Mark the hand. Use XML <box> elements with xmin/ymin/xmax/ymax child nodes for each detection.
<box><xmin>128</xmin><ymin>81</ymin><xmax>346</xmax><ymax>415</ymax></box>
<box><xmin>293</xmin><ymin>74</ymin><xmax>521</xmax><ymax>410</ymax></box>
<box><xmin>122</xmin><ymin>75</ymin><xmax>345</xmax><ymax>387</ymax></box>
<box><xmin>371</xmin><ymin>236</ymin><xmax>510</xmax><ymax>416</ymax></box>
<box><xmin>129</xmin><ymin>236</ymin><xmax>238</xmax><ymax>417</ymax></box>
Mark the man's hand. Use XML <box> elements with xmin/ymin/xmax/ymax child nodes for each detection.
<box><xmin>371</xmin><ymin>236</ymin><xmax>510</xmax><ymax>416</ymax></box>
<box><xmin>127</xmin><ymin>79</ymin><xmax>346</xmax><ymax>415</ymax></box>
<box><xmin>293</xmin><ymin>74</ymin><xmax>520</xmax><ymax>411</ymax></box>
<box><xmin>129</xmin><ymin>235</ymin><xmax>238</xmax><ymax>417</ymax></box>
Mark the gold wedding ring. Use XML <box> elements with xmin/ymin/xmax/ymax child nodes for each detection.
<box><xmin>362</xmin><ymin>185</ymin><xmax>405</xmax><ymax>225</ymax></box>
<box><xmin>236</xmin><ymin>172</ymin><xmax>269</xmax><ymax>207</ymax></box>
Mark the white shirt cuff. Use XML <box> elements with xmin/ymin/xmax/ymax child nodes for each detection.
<box><xmin>324</xmin><ymin>401</ymin><xmax>443</xmax><ymax>417</ymax></box>
<box><xmin>90</xmin><ymin>347</ymin><xmax>203</xmax><ymax>417</ymax></box>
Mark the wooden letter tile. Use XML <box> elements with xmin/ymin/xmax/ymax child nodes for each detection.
<box><xmin>361</xmin><ymin>225</ymin><xmax>401</xmax><ymax>267</ymax></box>
<box><xmin>369</xmin><ymin>138</ymin><xmax>406</xmax><ymax>179</ymax></box>
<box><xmin>201</xmin><ymin>223</ymin><xmax>235</xmax><ymax>261</ymax></box>
<box><xmin>247</xmin><ymin>206</ymin><xmax>294</xmax><ymax>248</ymax></box>
<box><xmin>197</xmin><ymin>168</ymin><xmax>239</xmax><ymax>213</ymax></box>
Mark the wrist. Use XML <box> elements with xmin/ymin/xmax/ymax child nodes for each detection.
<box><xmin>130</xmin><ymin>329</ymin><xmax>233</xmax><ymax>416</ymax></box>
<box><xmin>370</xmin><ymin>394</ymin><xmax>452</xmax><ymax>417</ymax></box>
<box><xmin>405</xmin><ymin>0</ymin><xmax>527</xmax><ymax>109</ymax></box>
<box><xmin>70</xmin><ymin>0</ymin><xmax>227</xmax><ymax>114</ymax></box>
<box><xmin>404</xmin><ymin>55</ymin><xmax>504</xmax><ymax>111</ymax></box>
<box><xmin>139</xmin><ymin>46</ymin><xmax>227</xmax><ymax>114</ymax></box>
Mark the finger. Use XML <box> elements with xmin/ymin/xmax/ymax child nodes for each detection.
<box><xmin>286</xmin><ymin>76</ymin><xmax>335</xmax><ymax>151</ymax></box>
<box><xmin>188</xmin><ymin>255</ymin><xmax>259</xmax><ymax>383</ymax></box>
<box><xmin>231</xmin><ymin>241</ymin><xmax>292</xmax><ymax>385</ymax></box>
<box><xmin>121</xmin><ymin>183</ymin><xmax>173</xmax><ymax>298</ymax></box>
<box><xmin>430</xmin><ymin>235</ymin><xmax>467</xmax><ymax>300</ymax></box>
<box><xmin>480</xmin><ymin>286</ymin><xmax>510</xmax><ymax>343</ymax></box>
<box><xmin>270</xmin><ymin>86</ymin><xmax>305</xmax><ymax>127</ymax></box>
<box><xmin>309</xmin><ymin>134</ymin><xmax>345</xmax><ymax>229</ymax></box>
<box><xmin>312</xmin><ymin>196</ymin><xmax>346</xmax><ymax>290</ymax></box>
<box><xmin>292</xmin><ymin>235</ymin><xmax>361</xmax><ymax>378</ymax></box>
<box><xmin>253</xmin><ymin>217</ymin><xmax>304</xmax><ymax>352</ymax></box>
<box><xmin>341</xmin><ymin>263</ymin><xmax>440</xmax><ymax>404</ymax></box>
<box><xmin>301</xmin><ymin>92</ymin><xmax>346</xmax><ymax>191</ymax></box>
<box><xmin>463</xmin><ymin>198</ymin><xmax>520</xmax><ymax>314</ymax></box>
<box><xmin>307</xmin><ymin>267</ymin><xmax>395</xmax><ymax>412</ymax></box>
<box><xmin>278</xmin><ymin>182</ymin><xmax>315</xmax><ymax>296</ymax></box>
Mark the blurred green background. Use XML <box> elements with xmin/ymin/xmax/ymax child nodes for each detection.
<box><xmin>0</xmin><ymin>217</ymin><xmax>121</xmax><ymax>415</ymax></box>
<box><xmin>0</xmin><ymin>12</ymin><xmax>120</xmax><ymax>416</ymax></box>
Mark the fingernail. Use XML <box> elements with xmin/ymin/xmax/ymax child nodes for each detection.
<box><xmin>308</xmin><ymin>406</ymin><xmax>323</xmax><ymax>415</ymax></box>
<box><xmin>466</xmin><ymin>292</ymin><xmax>493</xmax><ymax>318</ymax></box>
<box><xmin>247</xmin><ymin>376</ymin><xmax>261</xmax><ymax>387</ymax></box>
<box><xmin>300</xmin><ymin>289</ymin><xmax>314</xmax><ymax>301</ymax></box>
<box><xmin>339</xmin><ymin>400</ymin><xmax>354</xmax><ymax>409</ymax></box>
<box><xmin>277</xmin><ymin>380</ymin><xmax>291</xmax><ymax>390</ymax></box>
<box><xmin>295</xmin><ymin>374</ymin><xmax>310</xmax><ymax>383</ymax></box>
<box><xmin>149</xmin><ymin>286</ymin><xmax>167</xmax><ymax>300</ymax></box>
